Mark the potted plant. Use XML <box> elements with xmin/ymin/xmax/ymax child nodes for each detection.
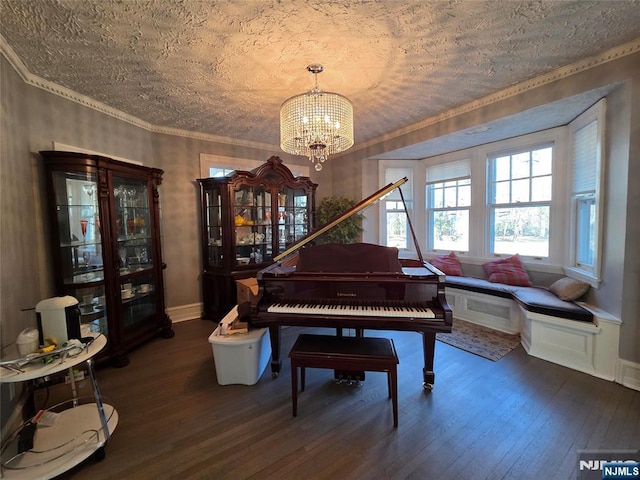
<box><xmin>314</xmin><ymin>196</ymin><xmax>364</xmax><ymax>244</ymax></box>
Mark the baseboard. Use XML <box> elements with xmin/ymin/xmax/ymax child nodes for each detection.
<box><xmin>616</xmin><ymin>358</ymin><xmax>640</xmax><ymax>392</ymax></box>
<box><xmin>167</xmin><ymin>302</ymin><xmax>203</xmax><ymax>323</ymax></box>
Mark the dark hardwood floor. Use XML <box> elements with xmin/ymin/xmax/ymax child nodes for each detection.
<box><xmin>57</xmin><ymin>319</ymin><xmax>639</xmax><ymax>480</ymax></box>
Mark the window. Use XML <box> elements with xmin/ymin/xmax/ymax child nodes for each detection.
<box><xmin>378</xmin><ymin>121</ymin><xmax>602</xmax><ymax>273</ymax></box>
<box><xmin>488</xmin><ymin>145</ymin><xmax>553</xmax><ymax>258</ymax></box>
<box><xmin>383</xmin><ymin>168</ymin><xmax>413</xmax><ymax>249</ymax></box>
<box><xmin>209</xmin><ymin>167</ymin><xmax>234</xmax><ymax>177</ymax></box>
<box><xmin>426</xmin><ymin>159</ymin><xmax>471</xmax><ymax>252</ymax></box>
<box><xmin>569</xmin><ymin>99</ymin><xmax>605</xmax><ymax>282</ymax></box>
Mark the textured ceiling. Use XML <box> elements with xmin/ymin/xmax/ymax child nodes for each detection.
<box><xmin>1</xmin><ymin>0</ymin><xmax>639</xmax><ymax>158</ymax></box>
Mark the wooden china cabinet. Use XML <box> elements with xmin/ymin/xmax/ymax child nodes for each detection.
<box><xmin>197</xmin><ymin>156</ymin><xmax>317</xmax><ymax>320</ymax></box>
<box><xmin>40</xmin><ymin>151</ymin><xmax>174</xmax><ymax>367</ymax></box>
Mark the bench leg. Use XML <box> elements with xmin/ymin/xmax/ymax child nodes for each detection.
<box><xmin>301</xmin><ymin>367</ymin><xmax>306</xmax><ymax>391</ymax></box>
<box><xmin>390</xmin><ymin>366</ymin><xmax>398</xmax><ymax>428</ymax></box>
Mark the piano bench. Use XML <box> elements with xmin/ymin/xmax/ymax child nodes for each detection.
<box><xmin>289</xmin><ymin>334</ymin><xmax>399</xmax><ymax>427</ymax></box>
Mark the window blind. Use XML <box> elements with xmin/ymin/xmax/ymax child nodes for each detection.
<box><xmin>385</xmin><ymin>167</ymin><xmax>413</xmax><ymax>201</ymax></box>
<box><xmin>426</xmin><ymin>159</ymin><xmax>471</xmax><ymax>184</ymax></box>
<box><xmin>572</xmin><ymin>120</ymin><xmax>598</xmax><ymax>194</ymax></box>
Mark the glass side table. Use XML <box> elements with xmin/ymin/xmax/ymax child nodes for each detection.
<box><xmin>0</xmin><ymin>333</ymin><xmax>118</xmax><ymax>479</ymax></box>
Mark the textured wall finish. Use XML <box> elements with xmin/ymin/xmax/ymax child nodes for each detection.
<box><xmin>1</xmin><ymin>0</ymin><xmax>639</xmax><ymax>156</ymax></box>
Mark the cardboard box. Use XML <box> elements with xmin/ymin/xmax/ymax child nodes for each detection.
<box><xmin>236</xmin><ymin>277</ymin><xmax>259</xmax><ymax>305</ymax></box>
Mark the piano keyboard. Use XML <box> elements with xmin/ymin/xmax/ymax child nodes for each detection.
<box><xmin>267</xmin><ymin>302</ymin><xmax>435</xmax><ymax>318</ymax></box>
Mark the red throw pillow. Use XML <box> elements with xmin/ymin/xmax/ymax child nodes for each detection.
<box><xmin>483</xmin><ymin>254</ymin><xmax>532</xmax><ymax>286</ymax></box>
<box><xmin>429</xmin><ymin>252</ymin><xmax>463</xmax><ymax>276</ymax></box>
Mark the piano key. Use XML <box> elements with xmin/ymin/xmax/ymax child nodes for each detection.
<box><xmin>267</xmin><ymin>302</ymin><xmax>435</xmax><ymax>318</ymax></box>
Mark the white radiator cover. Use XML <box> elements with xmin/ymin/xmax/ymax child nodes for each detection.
<box><xmin>446</xmin><ymin>287</ymin><xmax>623</xmax><ymax>383</ymax></box>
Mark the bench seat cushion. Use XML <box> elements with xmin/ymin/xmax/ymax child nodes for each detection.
<box><xmin>445</xmin><ymin>275</ymin><xmax>519</xmax><ymax>298</ymax></box>
<box><xmin>445</xmin><ymin>276</ymin><xmax>593</xmax><ymax>323</ymax></box>
<box><xmin>512</xmin><ymin>287</ymin><xmax>593</xmax><ymax>322</ymax></box>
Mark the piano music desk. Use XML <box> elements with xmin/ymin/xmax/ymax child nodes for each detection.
<box><xmin>289</xmin><ymin>334</ymin><xmax>399</xmax><ymax>427</ymax></box>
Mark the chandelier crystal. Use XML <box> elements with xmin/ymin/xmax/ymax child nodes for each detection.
<box><xmin>280</xmin><ymin>64</ymin><xmax>354</xmax><ymax>171</ymax></box>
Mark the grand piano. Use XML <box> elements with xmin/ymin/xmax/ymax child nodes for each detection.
<box><xmin>248</xmin><ymin>178</ymin><xmax>452</xmax><ymax>389</ymax></box>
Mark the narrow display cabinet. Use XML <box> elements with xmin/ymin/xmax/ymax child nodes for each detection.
<box><xmin>198</xmin><ymin>156</ymin><xmax>317</xmax><ymax>320</ymax></box>
<box><xmin>40</xmin><ymin>151</ymin><xmax>173</xmax><ymax>367</ymax></box>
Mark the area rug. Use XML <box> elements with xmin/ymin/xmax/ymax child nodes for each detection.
<box><xmin>436</xmin><ymin>319</ymin><xmax>520</xmax><ymax>361</ymax></box>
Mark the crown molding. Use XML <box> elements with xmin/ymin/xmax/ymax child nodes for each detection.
<box><xmin>345</xmin><ymin>37</ymin><xmax>640</xmax><ymax>158</ymax></box>
<box><xmin>0</xmin><ymin>34</ymin><xmax>279</xmax><ymax>152</ymax></box>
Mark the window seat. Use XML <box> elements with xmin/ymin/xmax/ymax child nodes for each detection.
<box><xmin>443</xmin><ymin>275</ymin><xmax>620</xmax><ymax>381</ymax></box>
<box><xmin>444</xmin><ymin>275</ymin><xmax>593</xmax><ymax>322</ymax></box>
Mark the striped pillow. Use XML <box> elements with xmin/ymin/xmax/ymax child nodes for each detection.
<box><xmin>483</xmin><ymin>254</ymin><xmax>532</xmax><ymax>286</ymax></box>
<box><xmin>429</xmin><ymin>252</ymin><xmax>463</xmax><ymax>276</ymax></box>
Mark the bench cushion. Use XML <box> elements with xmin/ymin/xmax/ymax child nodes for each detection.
<box><xmin>512</xmin><ymin>287</ymin><xmax>593</xmax><ymax>322</ymax></box>
<box><xmin>290</xmin><ymin>334</ymin><xmax>398</xmax><ymax>359</ymax></box>
<box><xmin>445</xmin><ymin>276</ymin><xmax>593</xmax><ymax>323</ymax></box>
<box><xmin>445</xmin><ymin>275</ymin><xmax>519</xmax><ymax>298</ymax></box>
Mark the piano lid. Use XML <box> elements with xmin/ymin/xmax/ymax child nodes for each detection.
<box><xmin>273</xmin><ymin>176</ymin><xmax>424</xmax><ymax>263</ymax></box>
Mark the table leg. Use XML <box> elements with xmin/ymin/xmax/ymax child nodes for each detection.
<box><xmin>86</xmin><ymin>357</ymin><xmax>110</xmax><ymax>441</ymax></box>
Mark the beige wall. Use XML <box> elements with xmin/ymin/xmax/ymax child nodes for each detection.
<box><xmin>1</xmin><ymin>54</ymin><xmax>35</xmax><ymax>426</ymax></box>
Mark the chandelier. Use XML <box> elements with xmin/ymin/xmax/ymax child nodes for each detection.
<box><xmin>280</xmin><ymin>64</ymin><xmax>354</xmax><ymax>171</ymax></box>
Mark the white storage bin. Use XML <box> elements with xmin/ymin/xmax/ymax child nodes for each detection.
<box><xmin>208</xmin><ymin>309</ymin><xmax>271</xmax><ymax>385</ymax></box>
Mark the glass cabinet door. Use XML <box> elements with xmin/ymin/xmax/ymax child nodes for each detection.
<box><xmin>51</xmin><ymin>170</ymin><xmax>107</xmax><ymax>335</ymax></box>
<box><xmin>277</xmin><ymin>187</ymin><xmax>309</xmax><ymax>255</ymax></box>
<box><xmin>233</xmin><ymin>185</ymin><xmax>252</xmax><ymax>267</ymax></box>
<box><xmin>113</xmin><ymin>176</ymin><xmax>156</xmax><ymax>338</ymax></box>
<box><xmin>233</xmin><ymin>185</ymin><xmax>269</xmax><ymax>267</ymax></box>
<box><xmin>256</xmin><ymin>185</ymin><xmax>273</xmax><ymax>263</ymax></box>
<box><xmin>204</xmin><ymin>186</ymin><xmax>223</xmax><ymax>268</ymax></box>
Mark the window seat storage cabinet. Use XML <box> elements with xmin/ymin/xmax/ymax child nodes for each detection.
<box><xmin>444</xmin><ymin>276</ymin><xmax>621</xmax><ymax>381</ymax></box>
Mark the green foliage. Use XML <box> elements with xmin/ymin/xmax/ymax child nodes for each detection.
<box><xmin>315</xmin><ymin>196</ymin><xmax>364</xmax><ymax>244</ymax></box>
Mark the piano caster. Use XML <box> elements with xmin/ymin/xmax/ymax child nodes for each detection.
<box><xmin>423</xmin><ymin>382</ymin><xmax>433</xmax><ymax>391</ymax></box>
<box><xmin>271</xmin><ymin>371</ymin><xmax>279</xmax><ymax>379</ymax></box>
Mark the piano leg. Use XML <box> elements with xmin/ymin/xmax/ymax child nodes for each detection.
<box><xmin>268</xmin><ymin>325</ymin><xmax>282</xmax><ymax>378</ymax></box>
<box><xmin>422</xmin><ymin>332</ymin><xmax>436</xmax><ymax>390</ymax></box>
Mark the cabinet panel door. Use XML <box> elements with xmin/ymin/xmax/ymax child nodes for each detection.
<box><xmin>112</xmin><ymin>175</ymin><xmax>158</xmax><ymax>339</ymax></box>
<box><xmin>50</xmin><ymin>169</ymin><xmax>109</xmax><ymax>337</ymax></box>
<box><xmin>204</xmin><ymin>187</ymin><xmax>223</xmax><ymax>268</ymax></box>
